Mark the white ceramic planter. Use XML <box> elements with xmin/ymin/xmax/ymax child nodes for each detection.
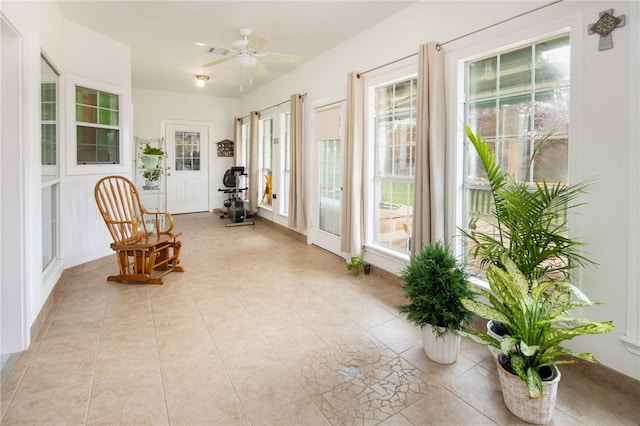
<box><xmin>421</xmin><ymin>325</ymin><xmax>460</xmax><ymax>364</ymax></box>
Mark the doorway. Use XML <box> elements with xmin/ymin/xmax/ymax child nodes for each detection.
<box><xmin>310</xmin><ymin>103</ymin><xmax>344</xmax><ymax>256</ymax></box>
<box><xmin>163</xmin><ymin>121</ymin><xmax>210</xmax><ymax>214</ymax></box>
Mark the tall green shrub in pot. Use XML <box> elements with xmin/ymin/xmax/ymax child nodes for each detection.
<box><xmin>397</xmin><ymin>241</ymin><xmax>475</xmax><ymax>364</ymax></box>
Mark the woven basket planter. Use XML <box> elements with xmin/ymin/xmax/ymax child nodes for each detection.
<box><xmin>496</xmin><ymin>355</ymin><xmax>561</xmax><ymax>424</ymax></box>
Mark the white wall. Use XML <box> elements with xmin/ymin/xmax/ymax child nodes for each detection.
<box><xmin>132</xmin><ymin>89</ymin><xmax>239</xmax><ymax>211</ymax></box>
<box><xmin>236</xmin><ymin>1</ymin><xmax>639</xmax><ymax>380</ymax></box>
<box><xmin>61</xmin><ymin>20</ymin><xmax>132</xmax><ymax>268</ymax></box>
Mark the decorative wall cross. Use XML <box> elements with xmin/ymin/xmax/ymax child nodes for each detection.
<box><xmin>588</xmin><ymin>9</ymin><xmax>626</xmax><ymax>51</ymax></box>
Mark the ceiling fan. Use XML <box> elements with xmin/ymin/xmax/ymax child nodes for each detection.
<box><xmin>197</xmin><ymin>27</ymin><xmax>302</xmax><ymax>77</ymax></box>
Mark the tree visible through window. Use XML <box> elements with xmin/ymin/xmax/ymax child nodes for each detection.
<box><xmin>462</xmin><ymin>33</ymin><xmax>570</xmax><ymax>274</ymax></box>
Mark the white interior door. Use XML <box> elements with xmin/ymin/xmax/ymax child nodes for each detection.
<box><xmin>165</xmin><ymin>123</ymin><xmax>209</xmax><ymax>214</ymax></box>
<box><xmin>310</xmin><ymin>104</ymin><xmax>344</xmax><ymax>255</ymax></box>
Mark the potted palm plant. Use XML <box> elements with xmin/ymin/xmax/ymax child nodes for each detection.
<box><xmin>459</xmin><ymin>125</ymin><xmax>597</xmax><ymax>343</ymax></box>
<box><xmin>459</xmin><ymin>255</ymin><xmax>613</xmax><ymax>424</ymax></box>
<box><xmin>397</xmin><ymin>241</ymin><xmax>475</xmax><ymax>364</ymax></box>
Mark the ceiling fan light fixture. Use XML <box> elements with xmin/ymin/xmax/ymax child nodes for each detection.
<box><xmin>195</xmin><ymin>75</ymin><xmax>210</xmax><ymax>87</ymax></box>
<box><xmin>236</xmin><ymin>55</ymin><xmax>257</xmax><ymax>68</ymax></box>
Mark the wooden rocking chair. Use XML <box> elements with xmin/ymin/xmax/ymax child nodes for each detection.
<box><xmin>94</xmin><ymin>175</ymin><xmax>184</xmax><ymax>284</ymax></box>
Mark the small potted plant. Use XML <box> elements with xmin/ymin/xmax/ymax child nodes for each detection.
<box><xmin>142</xmin><ymin>168</ymin><xmax>161</xmax><ymax>189</ymax></box>
<box><xmin>397</xmin><ymin>241</ymin><xmax>475</xmax><ymax>364</ymax></box>
<box><xmin>459</xmin><ymin>255</ymin><xmax>613</xmax><ymax>424</ymax></box>
<box><xmin>140</xmin><ymin>144</ymin><xmax>166</xmax><ymax>169</ymax></box>
<box><xmin>346</xmin><ymin>256</ymin><xmax>370</xmax><ymax>275</ymax></box>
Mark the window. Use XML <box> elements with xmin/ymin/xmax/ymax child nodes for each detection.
<box><xmin>75</xmin><ymin>85</ymin><xmax>120</xmax><ymax>164</ymax></box>
<box><xmin>259</xmin><ymin>118</ymin><xmax>273</xmax><ymax>208</ymax></box>
<box><xmin>280</xmin><ymin>112</ymin><xmax>291</xmax><ymax>216</ymax></box>
<box><xmin>41</xmin><ymin>56</ymin><xmax>60</xmax><ymax>272</ymax></box>
<box><xmin>371</xmin><ymin>76</ymin><xmax>417</xmax><ymax>253</ymax></box>
<box><xmin>174</xmin><ymin>131</ymin><xmax>201</xmax><ymax>171</ymax></box>
<box><xmin>462</xmin><ymin>33</ymin><xmax>570</xmax><ymax>273</ymax></box>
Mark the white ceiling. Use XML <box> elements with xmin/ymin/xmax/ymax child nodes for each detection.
<box><xmin>56</xmin><ymin>1</ymin><xmax>416</xmax><ymax>98</ymax></box>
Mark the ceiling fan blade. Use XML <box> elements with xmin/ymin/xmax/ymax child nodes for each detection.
<box><xmin>247</xmin><ymin>35</ymin><xmax>270</xmax><ymax>52</ymax></box>
<box><xmin>202</xmin><ymin>56</ymin><xmax>233</xmax><ymax>68</ymax></box>
<box><xmin>252</xmin><ymin>61</ymin><xmax>267</xmax><ymax>76</ymax></box>
<box><xmin>261</xmin><ymin>51</ymin><xmax>303</xmax><ymax>65</ymax></box>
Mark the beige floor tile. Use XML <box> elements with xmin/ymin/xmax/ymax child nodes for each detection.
<box><xmin>2</xmin><ymin>382</ymin><xmax>91</xmax><ymax>425</ymax></box>
<box><xmin>87</xmin><ymin>366</ymin><xmax>167</xmax><ymax>423</ymax></box>
<box><xmin>400</xmin><ymin>386</ymin><xmax>496</xmax><ymax>425</ymax></box>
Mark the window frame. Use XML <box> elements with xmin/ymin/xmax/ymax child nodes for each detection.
<box><xmin>447</xmin><ymin>23</ymin><xmax>581</xmax><ymax>288</ymax></box>
<box><xmin>66</xmin><ymin>74</ymin><xmax>130</xmax><ymax>175</ymax></box>
<box><xmin>363</xmin><ymin>60</ymin><xmax>418</xmax><ymax>261</ymax></box>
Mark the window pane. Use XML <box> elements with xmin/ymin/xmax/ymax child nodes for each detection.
<box><xmin>77</xmin><ymin>126</ymin><xmax>119</xmax><ymax>164</ymax></box>
<box><xmin>98</xmin><ymin>109</ymin><xmax>119</xmax><ymax>126</ymax></box>
<box><xmin>42</xmin><ymin>185</ymin><xmax>57</xmax><ymax>270</ymax></box>
<box><xmin>76</xmin><ymin>104</ymin><xmax>97</xmax><ymax>123</ymax></box>
<box><xmin>535</xmin><ymin>35</ymin><xmax>570</xmax><ymax>87</ymax></box>
<box><xmin>174</xmin><ymin>131</ymin><xmax>200</xmax><ymax>171</ymax></box>
<box><xmin>41</xmin><ymin>124</ymin><xmax>57</xmax><ymax>166</ymax></box>
<box><xmin>469</xmin><ymin>57</ymin><xmax>497</xmax><ymax>100</ymax></box>
<box><xmin>99</xmin><ymin>91</ymin><xmax>119</xmax><ymax>109</ymax></box>
<box><xmin>532</xmin><ymin>137</ymin><xmax>568</xmax><ymax>183</ymax></box>
<box><xmin>499</xmin><ymin>94</ymin><xmax>531</xmax><ymax>137</ymax></box>
<box><xmin>534</xmin><ymin>87</ymin><xmax>570</xmax><ymax>135</ymax></box>
<box><xmin>499</xmin><ymin>46</ymin><xmax>532</xmax><ymax>95</ymax></box>
<box><xmin>469</xmin><ymin>100</ymin><xmax>497</xmax><ymax>137</ymax></box>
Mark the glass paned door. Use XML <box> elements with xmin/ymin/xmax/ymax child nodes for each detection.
<box><xmin>319</xmin><ymin>138</ymin><xmax>341</xmax><ymax>236</ymax></box>
<box><xmin>312</xmin><ymin>103</ymin><xmax>344</xmax><ymax>255</ymax></box>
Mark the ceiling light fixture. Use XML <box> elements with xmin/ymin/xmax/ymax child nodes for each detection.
<box><xmin>195</xmin><ymin>75</ymin><xmax>210</xmax><ymax>87</ymax></box>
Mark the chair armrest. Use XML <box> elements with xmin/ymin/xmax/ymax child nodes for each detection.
<box><xmin>142</xmin><ymin>210</ymin><xmax>175</xmax><ymax>235</ymax></box>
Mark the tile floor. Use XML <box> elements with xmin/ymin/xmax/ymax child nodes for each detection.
<box><xmin>1</xmin><ymin>212</ymin><xmax>638</xmax><ymax>425</ymax></box>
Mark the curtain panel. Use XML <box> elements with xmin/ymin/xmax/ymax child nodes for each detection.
<box><xmin>411</xmin><ymin>42</ymin><xmax>446</xmax><ymax>255</ymax></box>
<box><xmin>248</xmin><ymin>111</ymin><xmax>260</xmax><ymax>212</ymax></box>
<box><xmin>340</xmin><ymin>72</ymin><xmax>364</xmax><ymax>256</ymax></box>
<box><xmin>233</xmin><ymin>117</ymin><xmax>242</xmax><ymax>165</ymax></box>
<box><xmin>288</xmin><ymin>93</ymin><xmax>305</xmax><ymax>230</ymax></box>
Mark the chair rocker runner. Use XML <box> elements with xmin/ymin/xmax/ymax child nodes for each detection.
<box><xmin>94</xmin><ymin>175</ymin><xmax>184</xmax><ymax>284</ymax></box>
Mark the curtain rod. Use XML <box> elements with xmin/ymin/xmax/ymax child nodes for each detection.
<box><xmin>357</xmin><ymin>0</ymin><xmax>563</xmax><ymax>77</ymax></box>
<box><xmin>239</xmin><ymin>92</ymin><xmax>308</xmax><ymax>120</ymax></box>
<box><xmin>357</xmin><ymin>52</ymin><xmax>418</xmax><ymax>78</ymax></box>
<box><xmin>436</xmin><ymin>0</ymin><xmax>563</xmax><ymax>51</ymax></box>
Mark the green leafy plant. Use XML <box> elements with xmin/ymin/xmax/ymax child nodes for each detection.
<box><xmin>142</xmin><ymin>168</ymin><xmax>161</xmax><ymax>181</ymax></box>
<box><xmin>459</xmin><ymin>125</ymin><xmax>595</xmax><ymax>284</ymax></box>
<box><xmin>347</xmin><ymin>256</ymin><xmax>365</xmax><ymax>275</ymax></box>
<box><xmin>397</xmin><ymin>241</ymin><xmax>475</xmax><ymax>337</ymax></box>
<box><xmin>142</xmin><ymin>144</ymin><xmax>166</xmax><ymax>157</ymax></box>
<box><xmin>459</xmin><ymin>255</ymin><xmax>613</xmax><ymax>398</ymax></box>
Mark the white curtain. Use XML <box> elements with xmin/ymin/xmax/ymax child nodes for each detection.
<box><xmin>233</xmin><ymin>117</ymin><xmax>241</xmax><ymax>165</ymax></box>
<box><xmin>248</xmin><ymin>111</ymin><xmax>260</xmax><ymax>212</ymax></box>
<box><xmin>411</xmin><ymin>42</ymin><xmax>446</xmax><ymax>255</ymax></box>
<box><xmin>288</xmin><ymin>93</ymin><xmax>305</xmax><ymax>230</ymax></box>
<box><xmin>340</xmin><ymin>72</ymin><xmax>364</xmax><ymax>256</ymax></box>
